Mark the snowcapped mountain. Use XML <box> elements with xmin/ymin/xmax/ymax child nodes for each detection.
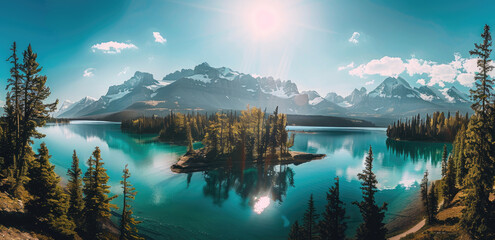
<box><xmin>53</xmin><ymin>100</ymin><xmax>74</xmax><ymax>117</ymax></box>
<box><xmin>57</xmin><ymin>63</ymin><xmax>472</xmax><ymax>120</ymax></box>
<box><xmin>58</xmin><ymin>97</ymin><xmax>97</xmax><ymax>118</ymax></box>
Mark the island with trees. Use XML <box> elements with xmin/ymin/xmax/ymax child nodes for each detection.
<box><xmin>122</xmin><ymin>106</ymin><xmax>326</xmax><ymax>173</ymax></box>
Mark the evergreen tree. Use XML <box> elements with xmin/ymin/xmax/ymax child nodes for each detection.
<box><xmin>353</xmin><ymin>146</ymin><xmax>387</xmax><ymax>240</ymax></box>
<box><xmin>26</xmin><ymin>143</ymin><xmax>75</xmax><ymax>238</ymax></box>
<box><xmin>186</xmin><ymin>122</ymin><xmax>194</xmax><ymax>154</ymax></box>
<box><xmin>120</xmin><ymin>165</ymin><xmax>143</xmax><ymax>240</ymax></box>
<box><xmin>319</xmin><ymin>177</ymin><xmax>347</xmax><ymax>240</ymax></box>
<box><xmin>83</xmin><ymin>147</ymin><xmax>118</xmax><ymax>238</ymax></box>
<box><xmin>303</xmin><ymin>194</ymin><xmax>319</xmax><ymax>240</ymax></box>
<box><xmin>442</xmin><ymin>155</ymin><xmax>457</xmax><ymax>206</ymax></box>
<box><xmin>441</xmin><ymin>145</ymin><xmax>448</xmax><ymax>177</ymax></box>
<box><xmin>420</xmin><ymin>170</ymin><xmax>434</xmax><ymax>225</ymax></box>
<box><xmin>461</xmin><ymin>24</ymin><xmax>495</xmax><ymax>239</ymax></box>
<box><xmin>67</xmin><ymin>150</ymin><xmax>84</xmax><ymax>227</ymax></box>
<box><xmin>427</xmin><ymin>182</ymin><xmax>438</xmax><ymax>224</ymax></box>
<box><xmin>288</xmin><ymin>220</ymin><xmax>302</xmax><ymax>240</ymax></box>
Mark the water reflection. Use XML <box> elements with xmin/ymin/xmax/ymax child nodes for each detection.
<box><xmin>202</xmin><ymin>163</ymin><xmax>295</xmax><ymax>209</ymax></box>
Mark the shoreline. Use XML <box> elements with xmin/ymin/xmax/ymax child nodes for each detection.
<box><xmin>171</xmin><ymin>150</ymin><xmax>326</xmax><ymax>173</ymax></box>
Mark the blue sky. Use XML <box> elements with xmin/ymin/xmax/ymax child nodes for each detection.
<box><xmin>0</xmin><ymin>0</ymin><xmax>494</xmax><ymax>103</ymax></box>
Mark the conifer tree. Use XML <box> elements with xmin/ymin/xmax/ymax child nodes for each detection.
<box><xmin>67</xmin><ymin>150</ymin><xmax>84</xmax><ymax>227</ymax></box>
<box><xmin>303</xmin><ymin>194</ymin><xmax>319</xmax><ymax>240</ymax></box>
<box><xmin>120</xmin><ymin>165</ymin><xmax>143</xmax><ymax>240</ymax></box>
<box><xmin>288</xmin><ymin>220</ymin><xmax>302</xmax><ymax>240</ymax></box>
<box><xmin>427</xmin><ymin>182</ymin><xmax>438</xmax><ymax>223</ymax></box>
<box><xmin>441</xmin><ymin>145</ymin><xmax>448</xmax><ymax>177</ymax></box>
<box><xmin>461</xmin><ymin>24</ymin><xmax>495</xmax><ymax>239</ymax></box>
<box><xmin>83</xmin><ymin>147</ymin><xmax>118</xmax><ymax>238</ymax></box>
<box><xmin>26</xmin><ymin>143</ymin><xmax>75</xmax><ymax>238</ymax></box>
<box><xmin>353</xmin><ymin>146</ymin><xmax>387</xmax><ymax>240</ymax></box>
<box><xmin>186</xmin><ymin>122</ymin><xmax>194</xmax><ymax>154</ymax></box>
<box><xmin>319</xmin><ymin>177</ymin><xmax>347</xmax><ymax>240</ymax></box>
<box><xmin>420</xmin><ymin>170</ymin><xmax>434</xmax><ymax>224</ymax></box>
<box><xmin>442</xmin><ymin>155</ymin><xmax>457</xmax><ymax>206</ymax></box>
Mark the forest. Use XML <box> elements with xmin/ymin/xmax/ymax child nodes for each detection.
<box><xmin>289</xmin><ymin>25</ymin><xmax>495</xmax><ymax>240</ymax></box>
<box><xmin>0</xmin><ymin>43</ymin><xmax>143</xmax><ymax>239</ymax></box>
<box><xmin>123</xmin><ymin>106</ymin><xmax>296</xmax><ymax>161</ymax></box>
<box><xmin>386</xmin><ymin>111</ymin><xmax>469</xmax><ymax>142</ymax></box>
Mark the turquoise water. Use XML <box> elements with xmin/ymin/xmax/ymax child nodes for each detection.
<box><xmin>32</xmin><ymin>122</ymin><xmax>449</xmax><ymax>240</ymax></box>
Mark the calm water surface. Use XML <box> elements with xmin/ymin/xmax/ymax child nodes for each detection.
<box><xmin>33</xmin><ymin>121</ymin><xmax>449</xmax><ymax>239</ymax></box>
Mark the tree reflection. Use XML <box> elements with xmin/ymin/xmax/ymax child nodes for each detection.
<box><xmin>386</xmin><ymin>139</ymin><xmax>452</xmax><ymax>165</ymax></box>
<box><xmin>201</xmin><ymin>162</ymin><xmax>295</xmax><ymax>208</ymax></box>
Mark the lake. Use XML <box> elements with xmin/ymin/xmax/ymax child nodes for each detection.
<box><xmin>32</xmin><ymin>121</ymin><xmax>449</xmax><ymax>240</ymax></box>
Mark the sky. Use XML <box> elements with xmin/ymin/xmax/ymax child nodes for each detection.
<box><xmin>0</xmin><ymin>0</ymin><xmax>494</xmax><ymax>104</ymax></box>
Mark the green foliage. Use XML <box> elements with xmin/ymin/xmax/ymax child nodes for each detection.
<box><xmin>452</xmin><ymin>125</ymin><xmax>467</xmax><ymax>186</ymax></box>
<box><xmin>83</xmin><ymin>147</ymin><xmax>118</xmax><ymax>238</ymax></box>
<box><xmin>302</xmin><ymin>194</ymin><xmax>319</xmax><ymax>240</ymax></box>
<box><xmin>386</xmin><ymin>112</ymin><xmax>469</xmax><ymax>142</ymax></box>
<box><xmin>26</xmin><ymin>143</ymin><xmax>75</xmax><ymax>238</ymax></box>
<box><xmin>288</xmin><ymin>220</ymin><xmax>303</xmax><ymax>240</ymax></box>
<box><xmin>460</xmin><ymin>24</ymin><xmax>495</xmax><ymax>239</ymax></box>
<box><xmin>119</xmin><ymin>165</ymin><xmax>143</xmax><ymax>240</ymax></box>
<box><xmin>428</xmin><ymin>182</ymin><xmax>438</xmax><ymax>224</ymax></box>
<box><xmin>441</xmin><ymin>145</ymin><xmax>448</xmax><ymax>177</ymax></box>
<box><xmin>67</xmin><ymin>150</ymin><xmax>84</xmax><ymax>227</ymax></box>
<box><xmin>319</xmin><ymin>177</ymin><xmax>347</xmax><ymax>240</ymax></box>
<box><xmin>442</xmin><ymin>155</ymin><xmax>457</xmax><ymax>206</ymax></box>
<box><xmin>353</xmin><ymin>146</ymin><xmax>387</xmax><ymax>240</ymax></box>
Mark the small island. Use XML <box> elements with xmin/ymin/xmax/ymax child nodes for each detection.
<box><xmin>122</xmin><ymin>106</ymin><xmax>326</xmax><ymax>173</ymax></box>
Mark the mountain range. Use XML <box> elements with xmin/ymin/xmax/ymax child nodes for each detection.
<box><xmin>54</xmin><ymin>63</ymin><xmax>473</xmax><ymax>124</ymax></box>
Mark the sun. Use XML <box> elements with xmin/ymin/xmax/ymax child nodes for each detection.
<box><xmin>245</xmin><ymin>1</ymin><xmax>289</xmax><ymax>40</ymax></box>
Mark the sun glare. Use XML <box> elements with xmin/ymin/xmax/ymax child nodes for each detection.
<box><xmin>245</xmin><ymin>1</ymin><xmax>289</xmax><ymax>40</ymax></box>
<box><xmin>253</xmin><ymin>196</ymin><xmax>271</xmax><ymax>214</ymax></box>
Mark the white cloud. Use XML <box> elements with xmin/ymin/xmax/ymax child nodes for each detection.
<box><xmin>91</xmin><ymin>41</ymin><xmax>138</xmax><ymax>54</ymax></box>
<box><xmin>83</xmin><ymin>68</ymin><xmax>95</xmax><ymax>77</ymax></box>
<box><xmin>338</xmin><ymin>62</ymin><xmax>354</xmax><ymax>71</ymax></box>
<box><xmin>347</xmin><ymin>53</ymin><xmax>493</xmax><ymax>87</ymax></box>
<box><xmin>153</xmin><ymin>32</ymin><xmax>167</xmax><ymax>44</ymax></box>
<box><xmin>457</xmin><ymin>73</ymin><xmax>475</xmax><ymax>87</ymax></box>
<box><xmin>349</xmin><ymin>56</ymin><xmax>405</xmax><ymax>78</ymax></box>
<box><xmin>405</xmin><ymin>58</ymin><xmax>432</xmax><ymax>76</ymax></box>
<box><xmin>416</xmin><ymin>79</ymin><xmax>426</xmax><ymax>86</ymax></box>
<box><xmin>365</xmin><ymin>80</ymin><xmax>375</xmax><ymax>85</ymax></box>
<box><xmin>118</xmin><ymin>66</ymin><xmax>130</xmax><ymax>76</ymax></box>
<box><xmin>348</xmin><ymin>32</ymin><xmax>360</xmax><ymax>44</ymax></box>
<box><xmin>427</xmin><ymin>64</ymin><xmax>457</xmax><ymax>87</ymax></box>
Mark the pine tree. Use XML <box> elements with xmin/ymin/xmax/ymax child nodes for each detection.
<box><xmin>288</xmin><ymin>220</ymin><xmax>302</xmax><ymax>240</ymax></box>
<box><xmin>441</xmin><ymin>145</ymin><xmax>448</xmax><ymax>178</ymax></box>
<box><xmin>83</xmin><ymin>147</ymin><xmax>118</xmax><ymax>238</ymax></box>
<box><xmin>303</xmin><ymin>194</ymin><xmax>319</xmax><ymax>240</ymax></box>
<box><xmin>319</xmin><ymin>177</ymin><xmax>347</xmax><ymax>240</ymax></box>
<box><xmin>186</xmin><ymin>122</ymin><xmax>194</xmax><ymax>154</ymax></box>
<box><xmin>26</xmin><ymin>143</ymin><xmax>75</xmax><ymax>238</ymax></box>
<box><xmin>461</xmin><ymin>24</ymin><xmax>495</xmax><ymax>239</ymax></box>
<box><xmin>427</xmin><ymin>182</ymin><xmax>438</xmax><ymax>223</ymax></box>
<box><xmin>420</xmin><ymin>170</ymin><xmax>434</xmax><ymax>225</ymax></box>
<box><xmin>442</xmin><ymin>155</ymin><xmax>457</xmax><ymax>207</ymax></box>
<box><xmin>120</xmin><ymin>165</ymin><xmax>143</xmax><ymax>240</ymax></box>
<box><xmin>67</xmin><ymin>150</ymin><xmax>84</xmax><ymax>227</ymax></box>
<box><xmin>353</xmin><ymin>146</ymin><xmax>387</xmax><ymax>240</ymax></box>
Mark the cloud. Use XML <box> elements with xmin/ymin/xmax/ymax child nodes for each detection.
<box><xmin>365</xmin><ymin>80</ymin><xmax>375</xmax><ymax>85</ymax></box>
<box><xmin>348</xmin><ymin>32</ymin><xmax>360</xmax><ymax>44</ymax></box>
<box><xmin>338</xmin><ymin>62</ymin><xmax>354</xmax><ymax>71</ymax></box>
<box><xmin>349</xmin><ymin>56</ymin><xmax>405</xmax><ymax>78</ymax></box>
<box><xmin>91</xmin><ymin>41</ymin><xmax>138</xmax><ymax>54</ymax></box>
<box><xmin>153</xmin><ymin>32</ymin><xmax>167</xmax><ymax>44</ymax></box>
<box><xmin>118</xmin><ymin>66</ymin><xmax>130</xmax><ymax>76</ymax></box>
<box><xmin>83</xmin><ymin>68</ymin><xmax>95</xmax><ymax>77</ymax></box>
<box><xmin>347</xmin><ymin>53</ymin><xmax>494</xmax><ymax>87</ymax></box>
<box><xmin>416</xmin><ymin>79</ymin><xmax>426</xmax><ymax>86</ymax></box>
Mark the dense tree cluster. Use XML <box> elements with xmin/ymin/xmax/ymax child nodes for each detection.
<box><xmin>289</xmin><ymin>147</ymin><xmax>386</xmax><ymax>240</ymax></box>
<box><xmin>0</xmin><ymin>43</ymin><xmax>143</xmax><ymax>239</ymax></box>
<box><xmin>386</xmin><ymin>111</ymin><xmax>469</xmax><ymax>142</ymax></box>
<box><xmin>123</xmin><ymin>106</ymin><xmax>296</xmax><ymax>161</ymax></box>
